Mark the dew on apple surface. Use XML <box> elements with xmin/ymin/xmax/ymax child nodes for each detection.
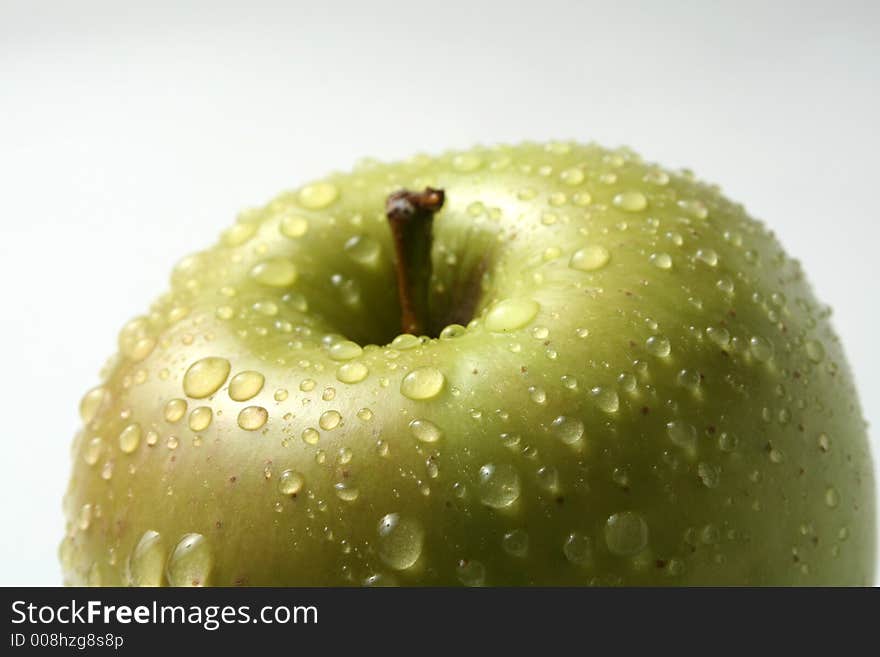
<box><xmin>612</xmin><ymin>190</ymin><xmax>648</xmax><ymax>212</ymax></box>
<box><xmin>118</xmin><ymin>423</ymin><xmax>141</xmax><ymax>454</ymax></box>
<box><xmin>79</xmin><ymin>386</ymin><xmax>109</xmax><ymax>424</ymax></box>
<box><xmin>409</xmin><ymin>418</ymin><xmax>442</xmax><ymax>443</ymax></box>
<box><xmin>825</xmin><ymin>487</ymin><xmax>840</xmax><ymax>508</ymax></box>
<box><xmin>551</xmin><ymin>415</ymin><xmax>585</xmax><ymax>445</ymax></box>
<box><xmin>274</xmin><ymin>388</ymin><xmax>288</xmax><ymax>402</ymax></box>
<box><xmin>563</xmin><ymin>532</ymin><xmax>593</xmax><ymax>565</ymax></box>
<box><xmin>164</xmin><ymin>398</ymin><xmax>187</xmax><ymax>423</ymax></box>
<box><xmin>645</xmin><ymin>335</ymin><xmax>671</xmax><ymax>357</ymax></box>
<box><xmin>477</xmin><ymin>463</ymin><xmax>521</xmax><ymax>508</ymax></box>
<box><xmin>77</xmin><ymin>503</ymin><xmax>92</xmax><ymax>531</ymax></box>
<box><xmin>336</xmin><ymin>361</ymin><xmax>369</xmax><ymax>384</ymax></box>
<box><xmin>695</xmin><ymin>248</ymin><xmax>719</xmax><ymax>267</ymax></box>
<box><xmin>439</xmin><ymin>324</ymin><xmax>466</xmax><ymax>339</ymax></box>
<box><xmin>818</xmin><ymin>433</ymin><xmax>831</xmax><ymax>452</ymax></box>
<box><xmin>502</xmin><ymin>529</ymin><xmax>529</xmax><ymax>557</ymax></box>
<box><xmin>182</xmin><ymin>357</ymin><xmax>231</xmax><ymax>399</ymax></box>
<box><xmin>166</xmin><ymin>533</ymin><xmax>212</xmax><ymax>587</ymax></box>
<box><xmin>483</xmin><ymin>298</ymin><xmax>540</xmax><ymax>332</ymax></box>
<box><xmin>400</xmin><ymin>367</ymin><xmax>445</xmax><ymax>400</ymax></box>
<box><xmin>376</xmin><ymin>513</ymin><xmax>424</xmax><ymax>570</ymax></box>
<box><xmin>749</xmin><ymin>336</ymin><xmax>774</xmax><ymax>362</ymax></box>
<box><xmin>666</xmin><ymin>420</ymin><xmax>697</xmax><ymax>454</ymax></box>
<box><xmin>569</xmin><ymin>244</ymin><xmax>611</xmax><ymax>272</ymax></box>
<box><xmin>344</xmin><ymin>235</ymin><xmax>381</xmax><ymax>268</ymax></box>
<box><xmin>228</xmin><ymin>371</ymin><xmax>265</xmax><ymax>401</ymax></box>
<box><xmin>527</xmin><ymin>386</ymin><xmax>547</xmax><ymax>404</ymax></box>
<box><xmin>805</xmin><ymin>340</ymin><xmax>826</xmax><ymax>363</ymax></box>
<box><xmin>237</xmin><ymin>406</ymin><xmax>268</xmax><ymax>431</ymax></box>
<box><xmin>677</xmin><ymin>198</ymin><xmax>709</xmax><ymax>220</ymax></box>
<box><xmin>560</xmin><ymin>167</ymin><xmax>585</xmax><ymax>185</ymax></box>
<box><xmin>389</xmin><ymin>334</ymin><xmax>421</xmax><ymax>350</ymax></box>
<box><xmin>705</xmin><ymin>326</ymin><xmax>730</xmax><ymax>347</ymax></box>
<box><xmin>144</xmin><ymin>430</ymin><xmax>158</xmax><ymax>447</ymax></box>
<box><xmin>221</xmin><ymin>221</ymin><xmax>257</xmax><ymax>247</ymax></box>
<box><xmin>322</xmin><ymin>387</ymin><xmax>336</xmax><ymax>401</ymax></box>
<box><xmin>319</xmin><ymin>410</ymin><xmax>342</xmax><ymax>431</ymax></box>
<box><xmin>301</xmin><ymin>428</ymin><xmax>319</xmax><ymax>445</ymax></box>
<box><xmin>605</xmin><ymin>512</ymin><xmax>649</xmax><ymax>557</ymax></box>
<box><xmin>84</xmin><ymin>437</ymin><xmax>103</xmax><ymax>465</ymax></box>
<box><xmin>298</xmin><ymin>181</ymin><xmax>338</xmax><ymax>209</ymax></box>
<box><xmin>249</xmin><ymin>257</ymin><xmax>298</xmax><ymax>287</ymax></box>
<box><xmin>334</xmin><ymin>482</ymin><xmax>360</xmax><ymax>502</ymax></box>
<box><xmin>188</xmin><ymin>406</ymin><xmax>213</xmax><ymax>432</ymax></box>
<box><xmin>299</xmin><ymin>378</ymin><xmax>316</xmax><ymax>392</ymax></box>
<box><xmin>128</xmin><ymin>530</ymin><xmax>165</xmax><ymax>586</ymax></box>
<box><xmin>697</xmin><ymin>462</ymin><xmax>720</xmax><ymax>488</ymax></box>
<box><xmin>279</xmin><ymin>211</ymin><xmax>310</xmax><ymax>238</ymax></box>
<box><xmin>650</xmin><ymin>252</ymin><xmax>673</xmax><ymax>269</ymax></box>
<box><xmin>591</xmin><ymin>386</ymin><xmax>620</xmax><ymax>414</ymax></box>
<box><xmin>329</xmin><ymin>340</ymin><xmax>363</xmax><ymax>361</ymax></box>
<box><xmin>356</xmin><ymin>407</ymin><xmax>373</xmax><ymax>421</ymax></box>
<box><xmin>456</xmin><ymin>559</ymin><xmax>486</xmax><ymax>586</ymax></box>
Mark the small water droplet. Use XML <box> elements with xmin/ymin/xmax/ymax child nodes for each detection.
<box><xmin>591</xmin><ymin>386</ymin><xmax>620</xmax><ymax>413</ymax></box>
<box><xmin>319</xmin><ymin>410</ymin><xmax>342</xmax><ymax>431</ymax></box>
<box><xmin>805</xmin><ymin>340</ymin><xmax>825</xmax><ymax>363</ymax></box>
<box><xmin>650</xmin><ymin>252</ymin><xmax>672</xmax><ymax>269</ymax></box>
<box><xmin>697</xmin><ymin>462</ymin><xmax>720</xmax><ymax>488</ymax></box>
<box><xmin>645</xmin><ymin>335</ymin><xmax>671</xmax><ymax>357</ymax></box>
<box><xmin>560</xmin><ymin>167</ymin><xmax>585</xmax><ymax>185</ymax></box>
<box><xmin>278</xmin><ymin>469</ymin><xmax>305</xmax><ymax>496</ymax></box>
<box><xmin>336</xmin><ymin>361</ymin><xmax>369</xmax><ymax>383</ymax></box>
<box><xmin>825</xmin><ymin>487</ymin><xmax>840</xmax><ymax>508</ymax></box>
<box><xmin>667</xmin><ymin>420</ymin><xmax>697</xmax><ymax>453</ymax></box>
<box><xmin>484</xmin><ymin>298</ymin><xmax>540</xmax><ymax>332</ymax></box>
<box><xmin>188</xmin><ymin>406</ymin><xmax>213</xmax><ymax>432</ymax></box>
<box><xmin>301</xmin><ymin>427</ymin><xmax>320</xmax><ymax>445</ymax></box>
<box><xmin>344</xmin><ymin>235</ymin><xmax>381</xmax><ymax>267</ymax></box>
<box><xmin>128</xmin><ymin>530</ymin><xmax>165</xmax><ymax>586</ymax></box>
<box><xmin>279</xmin><ymin>212</ymin><xmax>310</xmax><ymax>238</ymax></box>
<box><xmin>329</xmin><ymin>340</ymin><xmax>363</xmax><ymax>361</ymax></box>
<box><xmin>749</xmin><ymin>336</ymin><xmax>774</xmax><ymax>362</ymax></box>
<box><xmin>79</xmin><ymin>386</ymin><xmax>109</xmax><ymax>424</ymax></box>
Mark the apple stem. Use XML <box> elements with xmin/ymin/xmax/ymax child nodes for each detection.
<box><xmin>386</xmin><ymin>187</ymin><xmax>445</xmax><ymax>336</ymax></box>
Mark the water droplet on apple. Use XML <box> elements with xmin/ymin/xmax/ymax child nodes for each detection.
<box><xmin>410</xmin><ymin>418</ymin><xmax>442</xmax><ymax>443</ymax></box>
<box><xmin>79</xmin><ymin>386</ymin><xmax>109</xmax><ymax>424</ymax></box>
<box><xmin>560</xmin><ymin>167</ymin><xmax>585</xmax><ymax>185</ymax></box>
<box><xmin>400</xmin><ymin>367</ymin><xmax>445</xmax><ymax>400</ymax></box>
<box><xmin>569</xmin><ymin>245</ymin><xmax>611</xmax><ymax>271</ymax></box>
<box><xmin>528</xmin><ymin>385</ymin><xmax>546</xmax><ymax>404</ymax></box>
<box><xmin>298</xmin><ymin>181</ymin><xmax>338</xmax><ymax>209</ymax></box>
<box><xmin>329</xmin><ymin>340</ymin><xmax>363</xmax><ymax>361</ymax></box>
<box><xmin>805</xmin><ymin>340</ymin><xmax>825</xmax><ymax>363</ymax></box>
<box><xmin>650</xmin><ymin>252</ymin><xmax>672</xmax><ymax>269</ymax></box>
<box><xmin>484</xmin><ymin>298</ymin><xmax>540</xmax><ymax>332</ymax></box>
<box><xmin>749</xmin><ymin>336</ymin><xmax>774</xmax><ymax>362</ymax></box>
<box><xmin>667</xmin><ymin>420</ymin><xmax>697</xmax><ymax>453</ymax></box>
<box><xmin>605</xmin><ymin>512</ymin><xmax>648</xmax><ymax>556</ymax></box>
<box><xmin>645</xmin><ymin>335</ymin><xmax>671</xmax><ymax>357</ymax></box>
<box><xmin>250</xmin><ymin>258</ymin><xmax>298</xmax><ymax>287</ymax></box>
<box><xmin>237</xmin><ymin>406</ymin><xmax>268</xmax><ymax>431</ymax></box>
<box><xmin>695</xmin><ymin>248</ymin><xmax>719</xmax><ymax>266</ymax></box>
<box><xmin>183</xmin><ymin>357</ymin><xmax>231</xmax><ymax>399</ymax></box>
<box><xmin>478</xmin><ymin>463</ymin><xmax>521</xmax><ymax>508</ymax></box>
<box><xmin>280</xmin><ymin>212</ymin><xmax>310</xmax><ymax>238</ymax></box>
<box><xmin>301</xmin><ymin>427</ymin><xmax>320</xmax><ymax>445</ymax></box>
<box><xmin>377</xmin><ymin>513</ymin><xmax>424</xmax><ymax>570</ymax></box>
<box><xmin>591</xmin><ymin>386</ymin><xmax>620</xmax><ymax>413</ymax></box>
<box><xmin>278</xmin><ymin>469</ymin><xmax>305</xmax><ymax>496</ymax></box>
<box><xmin>84</xmin><ymin>437</ymin><xmax>103</xmax><ymax>465</ymax></box>
<box><xmin>825</xmin><ymin>487</ymin><xmax>840</xmax><ymax>508</ymax></box>
<box><xmin>613</xmin><ymin>191</ymin><xmax>647</xmax><ymax>212</ymax></box>
<box><xmin>228</xmin><ymin>371</ymin><xmax>265</xmax><ymax>401</ymax></box>
<box><xmin>336</xmin><ymin>361</ymin><xmax>369</xmax><ymax>383</ymax></box>
<box><xmin>128</xmin><ymin>530</ymin><xmax>165</xmax><ymax>587</ymax></box>
<box><xmin>502</xmin><ymin>529</ymin><xmax>529</xmax><ymax>557</ymax></box>
<box><xmin>118</xmin><ymin>423</ymin><xmax>141</xmax><ymax>454</ymax></box>
<box><xmin>344</xmin><ymin>235</ymin><xmax>381</xmax><ymax>267</ymax></box>
<box><xmin>319</xmin><ymin>410</ymin><xmax>342</xmax><ymax>430</ymax></box>
<box><xmin>551</xmin><ymin>415</ymin><xmax>584</xmax><ymax>445</ymax></box>
<box><xmin>456</xmin><ymin>559</ymin><xmax>486</xmax><ymax>586</ymax></box>
<box><xmin>166</xmin><ymin>533</ymin><xmax>212</xmax><ymax>586</ymax></box>
<box><xmin>563</xmin><ymin>532</ymin><xmax>592</xmax><ymax>565</ymax></box>
<box><xmin>188</xmin><ymin>406</ymin><xmax>213</xmax><ymax>432</ymax></box>
<box><xmin>697</xmin><ymin>462</ymin><xmax>720</xmax><ymax>488</ymax></box>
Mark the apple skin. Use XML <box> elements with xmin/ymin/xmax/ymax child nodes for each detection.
<box><xmin>61</xmin><ymin>142</ymin><xmax>875</xmax><ymax>586</ymax></box>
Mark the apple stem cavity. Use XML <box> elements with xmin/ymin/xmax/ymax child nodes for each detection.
<box><xmin>386</xmin><ymin>187</ymin><xmax>445</xmax><ymax>336</ymax></box>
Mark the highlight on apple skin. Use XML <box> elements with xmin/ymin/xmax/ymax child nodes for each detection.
<box><xmin>61</xmin><ymin>142</ymin><xmax>875</xmax><ymax>586</ymax></box>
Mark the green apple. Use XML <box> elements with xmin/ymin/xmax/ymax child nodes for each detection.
<box><xmin>61</xmin><ymin>142</ymin><xmax>875</xmax><ymax>586</ymax></box>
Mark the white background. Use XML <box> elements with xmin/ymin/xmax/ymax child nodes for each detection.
<box><xmin>1</xmin><ymin>0</ymin><xmax>877</xmax><ymax>586</ymax></box>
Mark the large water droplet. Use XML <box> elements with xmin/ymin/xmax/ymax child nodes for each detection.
<box><xmin>484</xmin><ymin>299</ymin><xmax>539</xmax><ymax>332</ymax></box>
<box><xmin>502</xmin><ymin>529</ymin><xmax>529</xmax><ymax>557</ymax></box>
<box><xmin>613</xmin><ymin>191</ymin><xmax>647</xmax><ymax>212</ymax></box>
<box><xmin>563</xmin><ymin>532</ymin><xmax>593</xmax><ymax>565</ymax></box>
<box><xmin>344</xmin><ymin>235</ymin><xmax>381</xmax><ymax>267</ymax></box>
<box><xmin>569</xmin><ymin>245</ymin><xmax>611</xmax><ymax>271</ymax></box>
<box><xmin>377</xmin><ymin>513</ymin><xmax>424</xmax><ymax>570</ymax></box>
<box><xmin>400</xmin><ymin>367</ymin><xmax>445</xmax><ymax>400</ymax></box>
<box><xmin>667</xmin><ymin>420</ymin><xmax>697</xmax><ymax>453</ymax></box>
<box><xmin>128</xmin><ymin>530</ymin><xmax>165</xmax><ymax>587</ymax></box>
<box><xmin>183</xmin><ymin>358</ymin><xmax>230</xmax><ymax>399</ymax></box>
<box><xmin>250</xmin><ymin>258</ymin><xmax>298</xmax><ymax>287</ymax></box>
<box><xmin>166</xmin><ymin>533</ymin><xmax>212</xmax><ymax>586</ymax></box>
<box><xmin>79</xmin><ymin>386</ymin><xmax>109</xmax><ymax>424</ymax></box>
<box><xmin>605</xmin><ymin>512</ymin><xmax>648</xmax><ymax>556</ymax></box>
<box><xmin>551</xmin><ymin>416</ymin><xmax>584</xmax><ymax>445</ymax></box>
<box><xmin>298</xmin><ymin>181</ymin><xmax>339</xmax><ymax>209</ymax></box>
<box><xmin>336</xmin><ymin>361</ymin><xmax>369</xmax><ymax>384</ymax></box>
<box><xmin>188</xmin><ymin>406</ymin><xmax>213</xmax><ymax>432</ymax></box>
<box><xmin>409</xmin><ymin>418</ymin><xmax>442</xmax><ymax>443</ymax></box>
<box><xmin>329</xmin><ymin>340</ymin><xmax>363</xmax><ymax>361</ymax></box>
<box><xmin>228</xmin><ymin>371</ymin><xmax>265</xmax><ymax>401</ymax></box>
<box><xmin>238</xmin><ymin>406</ymin><xmax>268</xmax><ymax>430</ymax></box>
<box><xmin>118</xmin><ymin>423</ymin><xmax>142</xmax><ymax>454</ymax></box>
